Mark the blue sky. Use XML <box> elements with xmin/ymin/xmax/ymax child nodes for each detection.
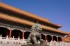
<box><xmin>1</xmin><ymin>0</ymin><xmax>70</xmax><ymax>32</ymax></box>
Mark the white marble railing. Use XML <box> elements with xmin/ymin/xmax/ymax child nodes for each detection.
<box><xmin>48</xmin><ymin>41</ymin><xmax>70</xmax><ymax>46</ymax></box>
<box><xmin>0</xmin><ymin>36</ymin><xmax>70</xmax><ymax>46</ymax></box>
<box><xmin>0</xmin><ymin>36</ymin><xmax>27</xmax><ymax>46</ymax></box>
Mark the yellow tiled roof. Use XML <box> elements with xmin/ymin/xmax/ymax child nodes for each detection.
<box><xmin>0</xmin><ymin>2</ymin><xmax>61</xmax><ymax>28</ymax></box>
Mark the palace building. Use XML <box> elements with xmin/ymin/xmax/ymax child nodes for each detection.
<box><xmin>0</xmin><ymin>2</ymin><xmax>69</xmax><ymax>42</ymax></box>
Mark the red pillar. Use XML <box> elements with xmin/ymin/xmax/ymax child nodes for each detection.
<box><xmin>9</xmin><ymin>29</ymin><xmax>12</xmax><ymax>39</ymax></box>
<box><xmin>46</xmin><ymin>35</ymin><xmax>48</xmax><ymax>41</ymax></box>
<box><xmin>62</xmin><ymin>37</ymin><xmax>64</xmax><ymax>42</ymax></box>
<box><xmin>45</xmin><ymin>35</ymin><xmax>49</xmax><ymax>42</ymax></box>
<box><xmin>57</xmin><ymin>37</ymin><xmax>58</xmax><ymax>42</ymax></box>
<box><xmin>45</xmin><ymin>35</ymin><xmax>46</xmax><ymax>40</ymax></box>
<box><xmin>52</xmin><ymin>36</ymin><xmax>53</xmax><ymax>41</ymax></box>
<box><xmin>61</xmin><ymin>37</ymin><xmax>62</xmax><ymax>42</ymax></box>
<box><xmin>22</xmin><ymin>32</ymin><xmax>24</xmax><ymax>39</ymax></box>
